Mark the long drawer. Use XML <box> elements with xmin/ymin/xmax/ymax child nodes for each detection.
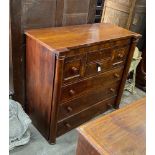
<box><xmin>57</xmin><ymin>97</ymin><xmax>116</xmax><ymax>137</ymax></box>
<box><xmin>58</xmin><ymin>82</ymin><xmax>119</xmax><ymax>121</ymax></box>
<box><xmin>61</xmin><ymin>67</ymin><xmax>124</xmax><ymax>103</ymax></box>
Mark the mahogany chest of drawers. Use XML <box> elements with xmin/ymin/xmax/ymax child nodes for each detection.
<box><xmin>25</xmin><ymin>23</ymin><xmax>140</xmax><ymax>144</ymax></box>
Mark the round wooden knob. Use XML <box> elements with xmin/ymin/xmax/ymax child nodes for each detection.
<box><xmin>114</xmin><ymin>73</ymin><xmax>120</xmax><ymax>78</ymax></box>
<box><xmin>110</xmin><ymin>88</ymin><xmax>115</xmax><ymax>93</ymax></box>
<box><xmin>71</xmin><ymin>67</ymin><xmax>78</xmax><ymax>74</ymax></box>
<box><xmin>118</xmin><ymin>53</ymin><xmax>124</xmax><ymax>58</ymax></box>
<box><xmin>69</xmin><ymin>89</ymin><xmax>75</xmax><ymax>96</ymax></box>
<box><xmin>67</xmin><ymin>106</ymin><xmax>73</xmax><ymax>112</ymax></box>
<box><xmin>65</xmin><ymin>123</ymin><xmax>71</xmax><ymax>128</ymax></box>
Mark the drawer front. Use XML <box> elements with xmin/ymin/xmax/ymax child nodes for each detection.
<box><xmin>85</xmin><ymin>46</ymin><xmax>130</xmax><ymax>77</ymax></box>
<box><xmin>113</xmin><ymin>45</ymin><xmax>130</xmax><ymax>64</ymax></box>
<box><xmin>63</xmin><ymin>54</ymin><xmax>86</xmax><ymax>83</ymax></box>
<box><xmin>86</xmin><ymin>39</ymin><xmax>131</xmax><ymax>63</ymax></box>
<box><xmin>61</xmin><ymin>67</ymin><xmax>123</xmax><ymax>103</ymax></box>
<box><xmin>87</xmin><ymin>48</ymin><xmax>113</xmax><ymax>63</ymax></box>
<box><xmin>58</xmin><ymin>82</ymin><xmax>119</xmax><ymax>121</ymax></box>
<box><xmin>57</xmin><ymin>97</ymin><xmax>116</xmax><ymax>137</ymax></box>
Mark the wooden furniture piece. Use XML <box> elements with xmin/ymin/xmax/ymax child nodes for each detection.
<box><xmin>76</xmin><ymin>97</ymin><xmax>146</xmax><ymax>155</ymax></box>
<box><xmin>10</xmin><ymin>0</ymin><xmax>97</xmax><ymax>107</ymax></box>
<box><xmin>25</xmin><ymin>23</ymin><xmax>140</xmax><ymax>144</ymax></box>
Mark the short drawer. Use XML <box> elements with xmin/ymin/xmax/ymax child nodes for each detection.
<box><xmin>63</xmin><ymin>54</ymin><xmax>86</xmax><ymax>83</ymax></box>
<box><xmin>86</xmin><ymin>39</ymin><xmax>131</xmax><ymax>63</ymax></box>
<box><xmin>57</xmin><ymin>97</ymin><xmax>116</xmax><ymax>137</ymax></box>
<box><xmin>58</xmin><ymin>82</ymin><xmax>119</xmax><ymax>121</ymax></box>
<box><xmin>87</xmin><ymin>48</ymin><xmax>113</xmax><ymax>63</ymax></box>
<box><xmin>113</xmin><ymin>45</ymin><xmax>130</xmax><ymax>64</ymax></box>
<box><xmin>61</xmin><ymin>67</ymin><xmax>123</xmax><ymax>103</ymax></box>
<box><xmin>85</xmin><ymin>46</ymin><xmax>130</xmax><ymax>77</ymax></box>
<box><xmin>85</xmin><ymin>59</ymin><xmax>125</xmax><ymax>77</ymax></box>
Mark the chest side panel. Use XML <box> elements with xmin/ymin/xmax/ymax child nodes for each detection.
<box><xmin>26</xmin><ymin>36</ymin><xmax>56</xmax><ymax>139</ymax></box>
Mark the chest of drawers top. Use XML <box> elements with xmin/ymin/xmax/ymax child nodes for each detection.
<box><xmin>25</xmin><ymin>23</ymin><xmax>140</xmax><ymax>56</ymax></box>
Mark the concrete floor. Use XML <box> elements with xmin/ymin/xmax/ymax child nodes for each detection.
<box><xmin>10</xmin><ymin>88</ymin><xmax>145</xmax><ymax>155</ymax></box>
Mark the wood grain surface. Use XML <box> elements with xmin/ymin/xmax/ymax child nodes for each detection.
<box><xmin>77</xmin><ymin>97</ymin><xmax>146</xmax><ymax>155</ymax></box>
<box><xmin>25</xmin><ymin>23</ymin><xmax>140</xmax><ymax>54</ymax></box>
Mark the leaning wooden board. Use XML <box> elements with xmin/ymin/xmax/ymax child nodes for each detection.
<box><xmin>25</xmin><ymin>23</ymin><xmax>141</xmax><ymax>143</ymax></box>
<box><xmin>76</xmin><ymin>97</ymin><xmax>146</xmax><ymax>155</ymax></box>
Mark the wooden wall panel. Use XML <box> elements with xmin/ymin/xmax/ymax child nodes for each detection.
<box><xmin>11</xmin><ymin>0</ymin><xmax>57</xmax><ymax>107</ymax></box>
<box><xmin>102</xmin><ymin>0</ymin><xmax>135</xmax><ymax>28</ymax></box>
<box><xmin>103</xmin><ymin>7</ymin><xmax>129</xmax><ymax>27</ymax></box>
<box><xmin>87</xmin><ymin>0</ymin><xmax>97</xmax><ymax>23</ymax></box>
<box><xmin>102</xmin><ymin>0</ymin><xmax>146</xmax><ymax>49</ymax></box>
<box><xmin>22</xmin><ymin>0</ymin><xmax>57</xmax><ymax>29</ymax></box>
<box><xmin>10</xmin><ymin>0</ymin><xmax>25</xmax><ymax>105</ymax></box>
<box><xmin>62</xmin><ymin>0</ymin><xmax>91</xmax><ymax>26</ymax></box>
<box><xmin>9</xmin><ymin>15</ymin><xmax>14</xmax><ymax>95</ymax></box>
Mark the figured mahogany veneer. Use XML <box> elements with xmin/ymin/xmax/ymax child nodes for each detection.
<box><xmin>25</xmin><ymin>23</ymin><xmax>141</xmax><ymax>144</ymax></box>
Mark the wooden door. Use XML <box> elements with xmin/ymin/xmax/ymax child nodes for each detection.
<box><xmin>102</xmin><ymin>0</ymin><xmax>136</xmax><ymax>28</ymax></box>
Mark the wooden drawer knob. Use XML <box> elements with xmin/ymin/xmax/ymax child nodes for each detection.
<box><xmin>65</xmin><ymin>123</ymin><xmax>71</xmax><ymax>128</ymax></box>
<box><xmin>110</xmin><ymin>88</ymin><xmax>115</xmax><ymax>93</ymax></box>
<box><xmin>71</xmin><ymin>67</ymin><xmax>78</xmax><ymax>74</ymax></box>
<box><xmin>118</xmin><ymin>54</ymin><xmax>124</xmax><ymax>58</ymax></box>
<box><xmin>67</xmin><ymin>106</ymin><xmax>73</xmax><ymax>112</ymax></box>
<box><xmin>69</xmin><ymin>89</ymin><xmax>75</xmax><ymax>96</ymax></box>
<box><xmin>114</xmin><ymin>73</ymin><xmax>120</xmax><ymax>78</ymax></box>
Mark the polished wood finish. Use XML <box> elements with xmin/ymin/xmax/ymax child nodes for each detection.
<box><xmin>57</xmin><ymin>97</ymin><xmax>116</xmax><ymax>137</ymax></box>
<box><xmin>25</xmin><ymin>23</ymin><xmax>140</xmax><ymax>144</ymax></box>
<box><xmin>61</xmin><ymin>67</ymin><xmax>123</xmax><ymax>102</ymax></box>
<box><xmin>10</xmin><ymin>0</ymin><xmax>24</xmax><ymax>105</ymax></box>
<box><xmin>58</xmin><ymin>82</ymin><xmax>119</xmax><ymax>120</ymax></box>
<box><xmin>76</xmin><ymin>97</ymin><xmax>146</xmax><ymax>155</ymax></box>
<box><xmin>25</xmin><ymin>24</ymin><xmax>140</xmax><ymax>51</ymax></box>
<box><xmin>26</xmin><ymin>37</ymin><xmax>56</xmax><ymax>139</ymax></box>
